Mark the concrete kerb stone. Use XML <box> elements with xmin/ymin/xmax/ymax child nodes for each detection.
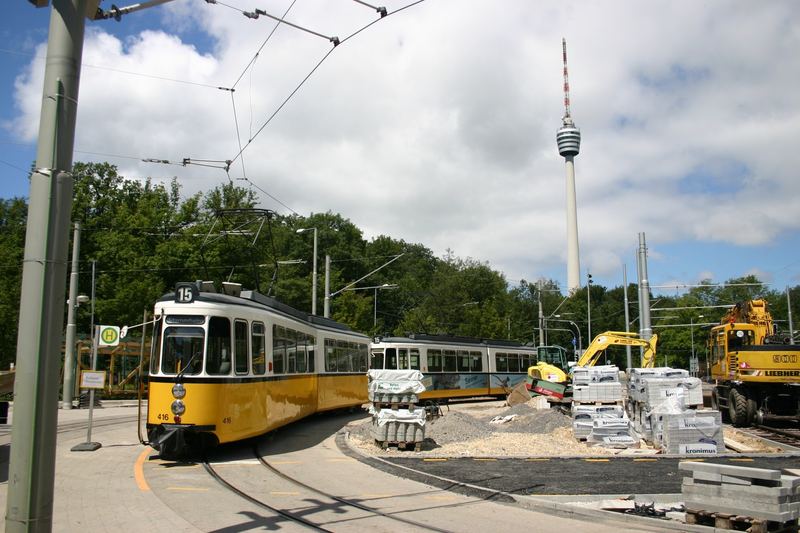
<box><xmin>340</xmin><ymin>429</ymin><xmax>708</xmax><ymax>533</ymax></box>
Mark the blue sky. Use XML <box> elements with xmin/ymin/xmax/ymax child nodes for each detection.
<box><xmin>3</xmin><ymin>1</ymin><xmax>800</xmax><ymax>296</ymax></box>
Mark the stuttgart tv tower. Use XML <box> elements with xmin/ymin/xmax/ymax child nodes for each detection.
<box><xmin>556</xmin><ymin>38</ymin><xmax>582</xmax><ymax>293</ymax></box>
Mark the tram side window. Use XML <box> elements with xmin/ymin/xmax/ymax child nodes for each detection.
<box><xmin>496</xmin><ymin>353</ymin><xmax>508</xmax><ymax>372</ymax></box>
<box><xmin>273</xmin><ymin>325</ymin><xmax>286</xmax><ymax>374</ymax></box>
<box><xmin>296</xmin><ymin>334</ymin><xmax>308</xmax><ymax>373</ymax></box>
<box><xmin>410</xmin><ymin>349</ymin><xmax>421</xmax><ymax>370</ymax></box>
<box><xmin>519</xmin><ymin>354</ymin><xmax>530</xmax><ymax>371</ymax></box>
<box><xmin>307</xmin><ymin>334</ymin><xmax>316</xmax><ymax>373</ymax></box>
<box><xmin>398</xmin><ymin>349</ymin><xmax>409</xmax><ymax>370</ymax></box>
<box><xmin>287</xmin><ymin>329</ymin><xmax>297</xmax><ymax>374</ymax></box>
<box><xmin>427</xmin><ymin>349</ymin><xmax>443</xmax><ymax>372</ymax></box>
<box><xmin>339</xmin><ymin>340</ymin><xmax>353</xmax><ymax>372</ymax></box>
<box><xmin>359</xmin><ymin>344</ymin><xmax>369</xmax><ymax>372</ymax></box>
<box><xmin>470</xmin><ymin>351</ymin><xmax>483</xmax><ymax>372</ymax></box>
<box><xmin>206</xmin><ymin>317</ymin><xmax>232</xmax><ymax>375</ymax></box>
<box><xmin>234</xmin><ymin>319</ymin><xmax>249</xmax><ymax>374</ymax></box>
<box><xmin>444</xmin><ymin>349</ymin><xmax>457</xmax><ymax>372</ymax></box>
<box><xmin>508</xmin><ymin>354</ymin><xmax>520</xmax><ymax>373</ymax></box>
<box><xmin>457</xmin><ymin>350</ymin><xmax>470</xmax><ymax>372</ymax></box>
<box><xmin>371</xmin><ymin>349</ymin><xmax>384</xmax><ymax>369</ymax></box>
<box><xmin>385</xmin><ymin>348</ymin><xmax>398</xmax><ymax>369</ymax></box>
<box><xmin>150</xmin><ymin>320</ymin><xmax>163</xmax><ymax>374</ymax></box>
<box><xmin>325</xmin><ymin>339</ymin><xmax>336</xmax><ymax>371</ymax></box>
<box><xmin>252</xmin><ymin>322</ymin><xmax>266</xmax><ymax>375</ymax></box>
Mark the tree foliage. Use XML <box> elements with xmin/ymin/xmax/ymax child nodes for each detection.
<box><xmin>0</xmin><ymin>162</ymin><xmax>796</xmax><ymax>373</ymax></box>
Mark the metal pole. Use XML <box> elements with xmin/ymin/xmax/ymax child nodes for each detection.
<box><xmin>787</xmin><ymin>286</ymin><xmax>795</xmax><ymax>345</ymax></box>
<box><xmin>638</xmin><ymin>232</ymin><xmax>653</xmax><ymax>342</ymax></box>
<box><xmin>373</xmin><ymin>287</ymin><xmax>377</xmax><ymax>328</ymax></box>
<box><xmin>537</xmin><ymin>281</ymin><xmax>544</xmax><ymax>347</ymax></box>
<box><xmin>86</xmin><ymin>326</ymin><xmax>99</xmax><ymax>443</ymax></box>
<box><xmin>586</xmin><ymin>273</ymin><xmax>592</xmax><ymax>343</ymax></box>
<box><xmin>63</xmin><ymin>222</ymin><xmax>81</xmax><ymax>409</ymax></box>
<box><xmin>690</xmin><ymin>316</ymin><xmax>695</xmax><ymax>374</ymax></box>
<box><xmin>6</xmin><ymin>1</ymin><xmax>87</xmax><ymax>530</ymax></box>
<box><xmin>623</xmin><ymin>264</ymin><xmax>632</xmax><ymax>369</ymax></box>
<box><xmin>311</xmin><ymin>228</ymin><xmax>318</xmax><ymax>315</ymax></box>
<box><xmin>323</xmin><ymin>254</ymin><xmax>331</xmax><ymax>318</ymax></box>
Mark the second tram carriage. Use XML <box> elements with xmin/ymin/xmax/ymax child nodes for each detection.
<box><xmin>369</xmin><ymin>334</ymin><xmax>539</xmax><ymax>401</ymax></box>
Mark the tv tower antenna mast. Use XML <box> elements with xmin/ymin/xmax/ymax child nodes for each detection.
<box><xmin>556</xmin><ymin>37</ymin><xmax>582</xmax><ymax>293</ymax></box>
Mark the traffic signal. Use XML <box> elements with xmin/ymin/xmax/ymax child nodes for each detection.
<box><xmin>587</xmin><ymin>273</ymin><xmax>593</xmax><ymax>285</ymax></box>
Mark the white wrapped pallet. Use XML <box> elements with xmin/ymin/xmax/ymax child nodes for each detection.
<box><xmin>572</xmin><ymin>365</ymin><xmax>620</xmax><ymax>386</ymax></box>
<box><xmin>634</xmin><ymin>376</ymin><xmax>703</xmax><ymax>408</ymax></box>
<box><xmin>573</xmin><ymin>382</ymin><xmax>623</xmax><ymax>403</ymax></box>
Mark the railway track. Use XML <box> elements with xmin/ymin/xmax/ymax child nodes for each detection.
<box><xmin>201</xmin><ymin>442</ymin><xmax>454</xmax><ymax>532</ymax></box>
<box><xmin>747</xmin><ymin>423</ymin><xmax>800</xmax><ymax>451</ymax></box>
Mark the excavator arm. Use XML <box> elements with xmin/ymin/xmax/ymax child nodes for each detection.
<box><xmin>575</xmin><ymin>331</ymin><xmax>659</xmax><ymax>368</ymax></box>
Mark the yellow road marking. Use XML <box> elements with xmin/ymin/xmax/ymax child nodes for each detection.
<box><xmin>633</xmin><ymin>458</ymin><xmax>658</xmax><ymax>462</ymax></box>
<box><xmin>423</xmin><ymin>458</ymin><xmax>448</xmax><ymax>462</ymax></box>
<box><xmin>682</xmin><ymin>458</ymin><xmax>705</xmax><ymax>462</ymax></box>
<box><xmin>584</xmin><ymin>459</ymin><xmax>610</xmax><ymax>462</ymax></box>
<box><xmin>729</xmin><ymin>458</ymin><xmax>755</xmax><ymax>462</ymax></box>
<box><xmin>270</xmin><ymin>491</ymin><xmax>300</xmax><ymax>496</ymax></box>
<box><xmin>525</xmin><ymin>458</ymin><xmax>550</xmax><ymax>462</ymax></box>
<box><xmin>167</xmin><ymin>486</ymin><xmax>209</xmax><ymax>492</ymax></box>
<box><xmin>134</xmin><ymin>447</ymin><xmax>151</xmax><ymax>492</ymax></box>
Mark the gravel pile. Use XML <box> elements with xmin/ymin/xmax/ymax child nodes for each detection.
<box><xmin>347</xmin><ymin>399</ymin><xmax>609</xmax><ymax>457</ymax></box>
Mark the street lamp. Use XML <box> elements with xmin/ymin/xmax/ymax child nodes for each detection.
<box><xmin>296</xmin><ymin>227</ymin><xmax>318</xmax><ymax>315</ymax></box>
<box><xmin>552</xmin><ymin>315</ymin><xmax>582</xmax><ymax>355</ymax></box>
<box><xmin>586</xmin><ymin>272</ymin><xmax>593</xmax><ymax>343</ymax></box>
<box><xmin>340</xmin><ymin>283</ymin><xmax>398</xmax><ymax>328</ymax></box>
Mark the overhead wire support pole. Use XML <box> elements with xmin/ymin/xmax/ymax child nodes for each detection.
<box><xmin>250</xmin><ymin>9</ymin><xmax>340</xmax><ymax>46</ymax></box>
<box><xmin>7</xmin><ymin>1</ymin><xmax>87</xmax><ymax>531</ymax></box>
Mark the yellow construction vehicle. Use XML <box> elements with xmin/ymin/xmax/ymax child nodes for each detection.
<box><xmin>574</xmin><ymin>331</ymin><xmax>659</xmax><ymax>369</ymax></box>
<box><xmin>709</xmin><ymin>299</ymin><xmax>800</xmax><ymax>427</ymax></box>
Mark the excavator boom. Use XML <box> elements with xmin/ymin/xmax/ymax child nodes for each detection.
<box><xmin>576</xmin><ymin>331</ymin><xmax>658</xmax><ymax>368</ymax></box>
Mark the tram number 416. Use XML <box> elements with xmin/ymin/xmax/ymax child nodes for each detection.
<box><xmin>156</xmin><ymin>413</ymin><xmax>170</xmax><ymax>421</ymax></box>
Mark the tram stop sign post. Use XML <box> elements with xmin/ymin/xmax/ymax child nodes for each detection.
<box><xmin>72</xmin><ymin>325</ymin><xmax>116</xmax><ymax>452</ymax></box>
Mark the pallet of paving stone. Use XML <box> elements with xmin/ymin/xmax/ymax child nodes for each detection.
<box><xmin>685</xmin><ymin>509</ymin><xmax>799</xmax><ymax>533</ymax></box>
<box><xmin>632</xmin><ymin>377</ymin><xmax>703</xmax><ymax>407</ymax></box>
<box><xmin>680</xmin><ymin>462</ymin><xmax>800</xmax><ymax>525</ymax></box>
<box><xmin>653</xmin><ymin>410</ymin><xmax>724</xmax><ymax>453</ymax></box>
<box><xmin>572</xmin><ymin>365</ymin><xmax>620</xmax><ymax>386</ymax></box>
<box><xmin>573</xmin><ymin>382</ymin><xmax>623</xmax><ymax>403</ymax></box>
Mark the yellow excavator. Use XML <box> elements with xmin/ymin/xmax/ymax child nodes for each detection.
<box><xmin>529</xmin><ymin>331</ymin><xmax>659</xmax><ymax>385</ymax></box>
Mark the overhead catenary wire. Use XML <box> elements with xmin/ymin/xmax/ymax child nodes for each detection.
<box><xmin>226</xmin><ymin>0</ymin><xmax>426</xmax><ymax>167</ymax></box>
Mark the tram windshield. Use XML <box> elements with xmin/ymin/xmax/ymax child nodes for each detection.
<box><xmin>161</xmin><ymin>326</ymin><xmax>204</xmax><ymax>375</ymax></box>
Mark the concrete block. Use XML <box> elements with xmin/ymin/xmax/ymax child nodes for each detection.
<box><xmin>683</xmin><ymin>480</ymin><xmax>799</xmax><ymax>502</ymax></box>
<box><xmin>682</xmin><ymin>496</ymin><xmax>799</xmax><ymax>523</ymax></box>
<box><xmin>679</xmin><ymin>461</ymin><xmax>782</xmax><ymax>482</ymax></box>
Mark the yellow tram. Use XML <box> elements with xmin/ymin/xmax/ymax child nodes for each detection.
<box><xmin>146</xmin><ymin>282</ymin><xmax>370</xmax><ymax>458</ymax></box>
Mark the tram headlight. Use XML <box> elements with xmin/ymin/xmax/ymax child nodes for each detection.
<box><xmin>171</xmin><ymin>383</ymin><xmax>186</xmax><ymax>399</ymax></box>
<box><xmin>170</xmin><ymin>400</ymin><xmax>186</xmax><ymax>416</ymax></box>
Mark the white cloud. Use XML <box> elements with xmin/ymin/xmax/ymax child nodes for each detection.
<box><xmin>8</xmin><ymin>0</ymin><xmax>800</xmax><ymax>289</ymax></box>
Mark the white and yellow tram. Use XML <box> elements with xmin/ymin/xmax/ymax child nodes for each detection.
<box><xmin>369</xmin><ymin>334</ymin><xmax>538</xmax><ymax>401</ymax></box>
<box><xmin>146</xmin><ymin>282</ymin><xmax>370</xmax><ymax>458</ymax></box>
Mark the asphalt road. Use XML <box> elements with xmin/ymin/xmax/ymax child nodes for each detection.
<box><xmin>378</xmin><ymin>455</ymin><xmax>800</xmax><ymax>496</ymax></box>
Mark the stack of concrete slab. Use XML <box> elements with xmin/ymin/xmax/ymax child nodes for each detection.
<box><xmin>572</xmin><ymin>405</ymin><xmax>626</xmax><ymax>440</ymax></box>
<box><xmin>652</xmin><ymin>410</ymin><xmax>724</xmax><ymax>454</ymax></box>
<box><xmin>367</xmin><ymin>369</ymin><xmax>427</xmax><ymax>450</ymax></box>
<box><xmin>630</xmin><ymin>376</ymin><xmax>703</xmax><ymax>408</ymax></box>
<box><xmin>680</xmin><ymin>462</ymin><xmax>800</xmax><ymax>525</ymax></box>
<box><xmin>587</xmin><ymin>418</ymin><xmax>631</xmax><ymax>443</ymax></box>
<box><xmin>572</xmin><ymin>365</ymin><xmax>623</xmax><ymax>403</ymax></box>
<box><xmin>573</xmin><ymin>381</ymin><xmax>623</xmax><ymax>403</ymax></box>
<box><xmin>572</xmin><ymin>365</ymin><xmax>620</xmax><ymax>386</ymax></box>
